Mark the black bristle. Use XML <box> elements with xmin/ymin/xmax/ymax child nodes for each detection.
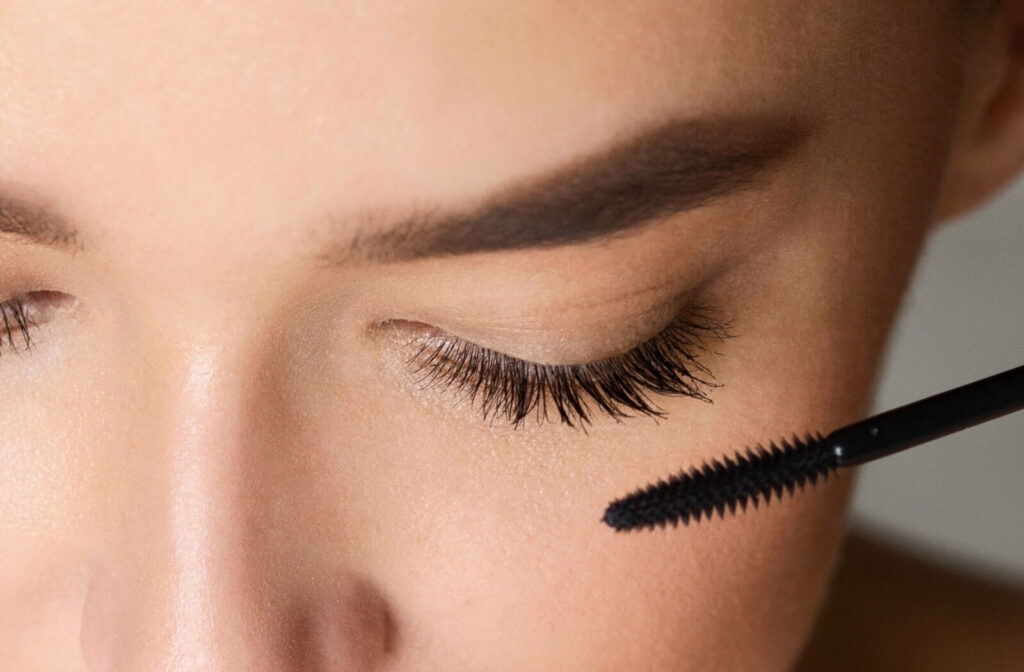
<box><xmin>602</xmin><ymin>431</ymin><xmax>837</xmax><ymax>531</ymax></box>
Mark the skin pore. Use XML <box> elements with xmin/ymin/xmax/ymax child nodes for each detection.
<box><xmin>1</xmin><ymin>1</ymin><xmax>1022</xmax><ymax>670</ymax></box>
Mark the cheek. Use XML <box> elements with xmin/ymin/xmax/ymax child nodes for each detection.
<box><xmin>295</xmin><ymin>385</ymin><xmax>853</xmax><ymax>672</ymax></box>
<box><xmin>351</xmin><ymin>434</ymin><xmax>852</xmax><ymax>672</ymax></box>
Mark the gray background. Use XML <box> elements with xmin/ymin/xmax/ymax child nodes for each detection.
<box><xmin>850</xmin><ymin>176</ymin><xmax>1024</xmax><ymax>585</ymax></box>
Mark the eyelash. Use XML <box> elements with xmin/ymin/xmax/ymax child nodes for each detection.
<box><xmin>405</xmin><ymin>304</ymin><xmax>734</xmax><ymax>429</ymax></box>
<box><xmin>0</xmin><ymin>296</ymin><xmax>35</xmax><ymax>357</ymax></box>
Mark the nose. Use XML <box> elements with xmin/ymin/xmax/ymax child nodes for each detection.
<box><xmin>78</xmin><ymin>344</ymin><xmax>392</xmax><ymax>670</ymax></box>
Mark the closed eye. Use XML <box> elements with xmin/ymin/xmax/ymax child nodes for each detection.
<box><xmin>399</xmin><ymin>304</ymin><xmax>734</xmax><ymax>429</ymax></box>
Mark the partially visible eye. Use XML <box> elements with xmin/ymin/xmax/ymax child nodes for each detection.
<box><xmin>0</xmin><ymin>296</ymin><xmax>35</xmax><ymax>356</ymax></box>
<box><xmin>0</xmin><ymin>291</ymin><xmax>71</xmax><ymax>357</ymax></box>
<box><xmin>401</xmin><ymin>304</ymin><xmax>734</xmax><ymax>429</ymax></box>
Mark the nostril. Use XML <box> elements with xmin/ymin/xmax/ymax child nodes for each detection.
<box><xmin>312</xmin><ymin>578</ymin><xmax>395</xmax><ymax>671</ymax></box>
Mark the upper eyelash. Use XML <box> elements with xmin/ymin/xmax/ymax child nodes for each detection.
<box><xmin>404</xmin><ymin>304</ymin><xmax>734</xmax><ymax>429</ymax></box>
<box><xmin>0</xmin><ymin>296</ymin><xmax>35</xmax><ymax>357</ymax></box>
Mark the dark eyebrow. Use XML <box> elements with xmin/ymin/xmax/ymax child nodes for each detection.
<box><xmin>0</xmin><ymin>192</ymin><xmax>83</xmax><ymax>251</ymax></box>
<box><xmin>328</xmin><ymin>114</ymin><xmax>810</xmax><ymax>264</ymax></box>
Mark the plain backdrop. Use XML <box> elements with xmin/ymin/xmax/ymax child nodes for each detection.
<box><xmin>850</xmin><ymin>175</ymin><xmax>1024</xmax><ymax>586</ymax></box>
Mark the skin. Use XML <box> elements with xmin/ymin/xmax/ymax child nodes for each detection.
<box><xmin>1</xmin><ymin>1</ymin><xmax>1022</xmax><ymax>669</ymax></box>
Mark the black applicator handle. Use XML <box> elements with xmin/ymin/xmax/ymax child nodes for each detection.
<box><xmin>828</xmin><ymin>363</ymin><xmax>1024</xmax><ymax>467</ymax></box>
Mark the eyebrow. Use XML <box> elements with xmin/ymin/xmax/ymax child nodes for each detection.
<box><xmin>330</xmin><ymin>114</ymin><xmax>810</xmax><ymax>264</ymax></box>
<box><xmin>0</xmin><ymin>192</ymin><xmax>83</xmax><ymax>251</ymax></box>
<box><xmin>0</xmin><ymin>115</ymin><xmax>809</xmax><ymax>261</ymax></box>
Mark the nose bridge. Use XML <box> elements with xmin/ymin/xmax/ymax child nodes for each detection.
<box><xmin>165</xmin><ymin>343</ymin><xmax>249</xmax><ymax>669</ymax></box>
<box><xmin>143</xmin><ymin>340</ymin><xmax>279</xmax><ymax>670</ymax></box>
<box><xmin>79</xmin><ymin>303</ymin><xmax>394</xmax><ymax>670</ymax></box>
<box><xmin>105</xmin><ymin>330</ymin><xmax>296</xmax><ymax>671</ymax></box>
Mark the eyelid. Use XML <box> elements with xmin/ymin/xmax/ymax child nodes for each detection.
<box><xmin>398</xmin><ymin>303</ymin><xmax>734</xmax><ymax>429</ymax></box>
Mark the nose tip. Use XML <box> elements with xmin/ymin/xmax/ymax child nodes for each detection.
<box><xmin>310</xmin><ymin>580</ymin><xmax>394</xmax><ymax>670</ymax></box>
<box><xmin>79</xmin><ymin>562</ymin><xmax>395</xmax><ymax>671</ymax></box>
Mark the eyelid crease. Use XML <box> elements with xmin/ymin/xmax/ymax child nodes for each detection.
<box><xmin>401</xmin><ymin>303</ymin><xmax>734</xmax><ymax>430</ymax></box>
<box><xmin>429</xmin><ymin>280</ymin><xmax>687</xmax><ymax>345</ymax></box>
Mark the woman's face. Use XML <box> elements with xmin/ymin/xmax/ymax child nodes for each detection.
<box><xmin>0</xmin><ymin>1</ymin><xmax>994</xmax><ymax>670</ymax></box>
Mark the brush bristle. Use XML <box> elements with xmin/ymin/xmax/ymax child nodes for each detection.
<box><xmin>602</xmin><ymin>431</ymin><xmax>836</xmax><ymax>532</ymax></box>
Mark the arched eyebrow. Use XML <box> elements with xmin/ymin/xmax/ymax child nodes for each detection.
<box><xmin>327</xmin><ymin>114</ymin><xmax>811</xmax><ymax>265</ymax></box>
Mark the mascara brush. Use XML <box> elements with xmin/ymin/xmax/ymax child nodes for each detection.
<box><xmin>603</xmin><ymin>362</ymin><xmax>1024</xmax><ymax>532</ymax></box>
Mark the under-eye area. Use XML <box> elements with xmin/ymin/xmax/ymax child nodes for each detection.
<box><xmin>398</xmin><ymin>304</ymin><xmax>734</xmax><ymax>429</ymax></box>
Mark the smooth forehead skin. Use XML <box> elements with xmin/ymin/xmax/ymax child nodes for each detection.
<box><xmin>0</xmin><ymin>1</ymin><xmax>991</xmax><ymax>671</ymax></box>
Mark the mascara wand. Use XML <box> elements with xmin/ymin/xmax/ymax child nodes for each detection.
<box><xmin>603</xmin><ymin>363</ymin><xmax>1024</xmax><ymax>532</ymax></box>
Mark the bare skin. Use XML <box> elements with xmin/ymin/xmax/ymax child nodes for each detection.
<box><xmin>1</xmin><ymin>1</ymin><xmax>1023</xmax><ymax>670</ymax></box>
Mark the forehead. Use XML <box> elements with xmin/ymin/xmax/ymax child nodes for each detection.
<box><xmin>0</xmin><ymin>1</ymin><xmax>897</xmax><ymax>253</ymax></box>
